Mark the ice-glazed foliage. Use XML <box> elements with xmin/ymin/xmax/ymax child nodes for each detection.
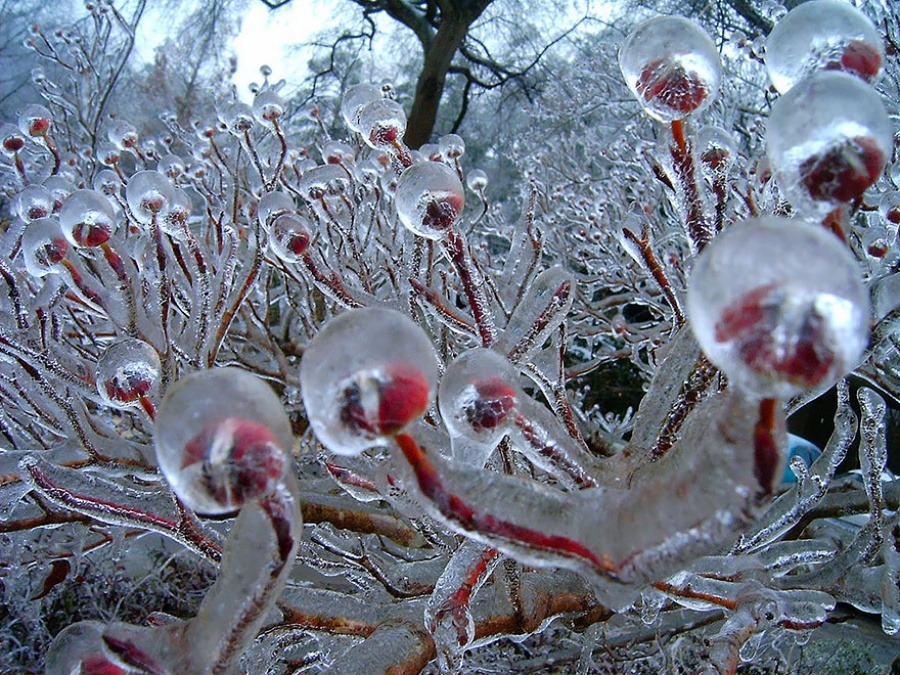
<box><xmin>765</xmin><ymin>0</ymin><xmax>884</xmax><ymax>94</ymax></box>
<box><xmin>2</xmin><ymin>3</ymin><xmax>899</xmax><ymax>673</ymax></box>
<box><xmin>766</xmin><ymin>71</ymin><xmax>891</xmax><ymax>214</ymax></box>
<box><xmin>154</xmin><ymin>368</ymin><xmax>291</xmax><ymax>514</ymax></box>
<box><xmin>300</xmin><ymin>308</ymin><xmax>438</xmax><ymax>455</ymax></box>
<box><xmin>395</xmin><ymin>161</ymin><xmax>465</xmax><ymax>239</ymax></box>
<box><xmin>688</xmin><ymin>217</ymin><xmax>869</xmax><ymax>398</ymax></box>
<box><xmin>618</xmin><ymin>16</ymin><xmax>721</xmax><ymax>122</ymax></box>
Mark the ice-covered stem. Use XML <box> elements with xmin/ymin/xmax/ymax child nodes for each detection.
<box><xmin>0</xmin><ymin>258</ymin><xmax>28</xmax><ymax>330</ymax></box>
<box><xmin>670</xmin><ymin>119</ymin><xmax>712</xmax><ymax>252</ymax></box>
<box><xmin>752</xmin><ymin>398</ymin><xmax>783</xmax><ymax>498</ymax></box>
<box><xmin>620</xmin><ymin>224</ymin><xmax>685</xmax><ymax>326</ymax></box>
<box><xmin>649</xmin><ymin>355</ymin><xmax>717</xmax><ymax>459</ymax></box>
<box><xmin>443</xmin><ymin>230</ymin><xmax>497</xmax><ymax>347</ymax></box>
<box><xmin>45</xmin><ymin>474</ymin><xmax>301</xmax><ymax>675</ymax></box>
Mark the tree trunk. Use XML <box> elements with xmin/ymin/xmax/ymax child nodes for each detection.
<box><xmin>404</xmin><ymin>13</ymin><xmax>471</xmax><ymax>149</ymax></box>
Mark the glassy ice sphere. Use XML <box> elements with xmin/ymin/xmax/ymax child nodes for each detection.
<box><xmin>154</xmin><ymin>368</ymin><xmax>292</xmax><ymax>515</ymax></box>
<box><xmin>466</xmin><ymin>169</ymin><xmax>488</xmax><ymax>192</ymax></box>
<box><xmin>14</xmin><ymin>184</ymin><xmax>53</xmax><ymax>222</ymax></box>
<box><xmin>357</xmin><ymin>98</ymin><xmax>407</xmax><ymax>150</ymax></box>
<box><xmin>126</xmin><ymin>170</ymin><xmax>176</xmax><ymax>224</ymax></box>
<box><xmin>158</xmin><ymin>153</ymin><xmax>186</xmax><ymax>179</ymax></box>
<box><xmin>257</xmin><ymin>191</ymin><xmax>295</xmax><ymax>231</ymax></box>
<box><xmin>439</xmin><ymin>348</ymin><xmax>520</xmax><ymax>447</ymax></box>
<box><xmin>696</xmin><ymin>126</ymin><xmax>737</xmax><ymax>173</ymax></box>
<box><xmin>340</xmin><ymin>83</ymin><xmax>383</xmax><ymax>133</ymax></box>
<box><xmin>439</xmin><ymin>134</ymin><xmax>465</xmax><ymax>159</ymax></box>
<box><xmin>765</xmin><ymin>0</ymin><xmax>883</xmax><ymax>94</ymax></box>
<box><xmin>252</xmin><ymin>89</ymin><xmax>285</xmax><ymax>124</ymax></box>
<box><xmin>59</xmin><ymin>189</ymin><xmax>116</xmax><ymax>247</ymax></box>
<box><xmin>268</xmin><ymin>212</ymin><xmax>311</xmax><ymax>263</ymax></box>
<box><xmin>395</xmin><ymin>162</ymin><xmax>464</xmax><ymax>239</ymax></box>
<box><xmin>688</xmin><ymin>217</ymin><xmax>869</xmax><ymax>398</ymax></box>
<box><xmin>766</xmin><ymin>72</ymin><xmax>891</xmax><ymax>214</ymax></box>
<box><xmin>43</xmin><ymin>175</ymin><xmax>74</xmax><ymax>211</ymax></box>
<box><xmin>1</xmin><ymin>123</ymin><xmax>26</xmax><ymax>155</ymax></box>
<box><xmin>618</xmin><ymin>16</ymin><xmax>721</xmax><ymax>123</ymax></box>
<box><xmin>107</xmin><ymin>119</ymin><xmax>138</xmax><ymax>149</ymax></box>
<box><xmin>96</xmin><ymin>339</ymin><xmax>161</xmax><ymax>409</ymax></box>
<box><xmin>18</xmin><ymin>104</ymin><xmax>52</xmax><ymax>137</ymax></box>
<box><xmin>22</xmin><ymin>218</ymin><xmax>69</xmax><ymax>278</ymax></box>
<box><xmin>300</xmin><ymin>308</ymin><xmax>438</xmax><ymax>456</ymax></box>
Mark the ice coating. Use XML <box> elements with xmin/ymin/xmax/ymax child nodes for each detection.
<box><xmin>157</xmin><ymin>153</ymin><xmax>185</xmax><ymax>179</ymax></box>
<box><xmin>268</xmin><ymin>212</ymin><xmax>311</xmax><ymax>263</ymax></box>
<box><xmin>18</xmin><ymin>103</ymin><xmax>52</xmax><ymax>136</ymax></box>
<box><xmin>696</xmin><ymin>125</ymin><xmax>737</xmax><ymax>173</ymax></box>
<box><xmin>257</xmin><ymin>191</ymin><xmax>295</xmax><ymax>231</ymax></box>
<box><xmin>154</xmin><ymin>367</ymin><xmax>292</xmax><ymax>514</ymax></box>
<box><xmin>395</xmin><ymin>161</ymin><xmax>465</xmax><ymax>239</ymax></box>
<box><xmin>96</xmin><ymin>339</ymin><xmax>161</xmax><ymax>409</ymax></box>
<box><xmin>766</xmin><ymin>72</ymin><xmax>891</xmax><ymax>214</ymax></box>
<box><xmin>252</xmin><ymin>89</ymin><xmax>285</xmax><ymax>124</ymax></box>
<box><xmin>687</xmin><ymin>217</ymin><xmax>869</xmax><ymax>398</ymax></box>
<box><xmin>439</xmin><ymin>348</ymin><xmax>521</xmax><ymax>448</ymax></box>
<box><xmin>21</xmin><ymin>217</ymin><xmax>69</xmax><ymax>278</ymax></box>
<box><xmin>107</xmin><ymin>119</ymin><xmax>138</xmax><ymax>149</ymax></box>
<box><xmin>618</xmin><ymin>16</ymin><xmax>721</xmax><ymax>123</ymax></box>
<box><xmin>357</xmin><ymin>98</ymin><xmax>407</xmax><ymax>149</ymax></box>
<box><xmin>59</xmin><ymin>189</ymin><xmax>116</xmax><ymax>248</ymax></box>
<box><xmin>765</xmin><ymin>0</ymin><xmax>883</xmax><ymax>94</ymax></box>
<box><xmin>300</xmin><ymin>308</ymin><xmax>439</xmax><ymax>455</ymax></box>
<box><xmin>340</xmin><ymin>83</ymin><xmax>383</xmax><ymax>133</ymax></box>
<box><xmin>13</xmin><ymin>184</ymin><xmax>53</xmax><ymax>222</ymax></box>
<box><xmin>125</xmin><ymin>170</ymin><xmax>176</xmax><ymax>224</ymax></box>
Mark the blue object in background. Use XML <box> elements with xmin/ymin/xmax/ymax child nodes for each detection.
<box><xmin>783</xmin><ymin>434</ymin><xmax>823</xmax><ymax>483</ymax></box>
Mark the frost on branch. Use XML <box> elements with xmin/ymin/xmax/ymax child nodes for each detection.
<box><xmin>0</xmin><ymin>2</ymin><xmax>898</xmax><ymax>673</ymax></box>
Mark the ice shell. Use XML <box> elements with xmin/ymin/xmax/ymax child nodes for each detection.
<box><xmin>14</xmin><ymin>184</ymin><xmax>53</xmax><ymax>222</ymax></box>
<box><xmin>252</xmin><ymin>89</ymin><xmax>285</xmax><ymax>124</ymax></box>
<box><xmin>439</xmin><ymin>134</ymin><xmax>465</xmax><ymax>159</ymax></box>
<box><xmin>466</xmin><ymin>169</ymin><xmax>488</xmax><ymax>192</ymax></box>
<box><xmin>439</xmin><ymin>348</ymin><xmax>521</xmax><ymax>447</ymax></box>
<box><xmin>21</xmin><ymin>217</ymin><xmax>69</xmax><ymax>278</ymax></box>
<box><xmin>96</xmin><ymin>339</ymin><xmax>161</xmax><ymax>409</ymax></box>
<box><xmin>696</xmin><ymin>126</ymin><xmax>737</xmax><ymax>173</ymax></box>
<box><xmin>43</xmin><ymin>175</ymin><xmax>74</xmax><ymax>211</ymax></box>
<box><xmin>297</xmin><ymin>164</ymin><xmax>350</xmax><ymax>202</ymax></box>
<box><xmin>765</xmin><ymin>0</ymin><xmax>883</xmax><ymax>94</ymax></box>
<box><xmin>766</xmin><ymin>72</ymin><xmax>891</xmax><ymax>214</ymax></box>
<box><xmin>687</xmin><ymin>216</ymin><xmax>869</xmax><ymax>398</ymax></box>
<box><xmin>126</xmin><ymin>170</ymin><xmax>176</xmax><ymax>225</ymax></box>
<box><xmin>257</xmin><ymin>191</ymin><xmax>295</xmax><ymax>232</ymax></box>
<box><xmin>158</xmin><ymin>153</ymin><xmax>186</xmax><ymax>179</ymax></box>
<box><xmin>107</xmin><ymin>119</ymin><xmax>138</xmax><ymax>149</ymax></box>
<box><xmin>357</xmin><ymin>98</ymin><xmax>407</xmax><ymax>150</ymax></box>
<box><xmin>0</xmin><ymin>123</ymin><xmax>26</xmax><ymax>156</ymax></box>
<box><xmin>340</xmin><ymin>83</ymin><xmax>383</xmax><ymax>133</ymax></box>
<box><xmin>268</xmin><ymin>212</ymin><xmax>311</xmax><ymax>263</ymax></box>
<box><xmin>395</xmin><ymin>162</ymin><xmax>465</xmax><ymax>239</ymax></box>
<box><xmin>154</xmin><ymin>367</ymin><xmax>292</xmax><ymax>515</ymax></box>
<box><xmin>59</xmin><ymin>189</ymin><xmax>116</xmax><ymax>248</ymax></box>
<box><xmin>300</xmin><ymin>308</ymin><xmax>439</xmax><ymax>456</ymax></box>
<box><xmin>618</xmin><ymin>16</ymin><xmax>721</xmax><ymax>123</ymax></box>
<box><xmin>18</xmin><ymin>103</ymin><xmax>52</xmax><ymax>137</ymax></box>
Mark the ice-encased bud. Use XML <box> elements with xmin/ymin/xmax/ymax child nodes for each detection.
<box><xmin>21</xmin><ymin>218</ymin><xmax>69</xmax><ymax>277</ymax></box>
<box><xmin>466</xmin><ymin>169</ymin><xmax>488</xmax><ymax>192</ymax></box>
<box><xmin>340</xmin><ymin>83</ymin><xmax>383</xmax><ymax>133</ymax></box>
<box><xmin>222</xmin><ymin>101</ymin><xmax>255</xmax><ymax>135</ymax></box>
<box><xmin>395</xmin><ymin>162</ymin><xmax>464</xmax><ymax>239</ymax></box>
<box><xmin>154</xmin><ymin>368</ymin><xmax>291</xmax><ymax>515</ymax></box>
<box><xmin>696</xmin><ymin>126</ymin><xmax>737</xmax><ymax>174</ymax></box>
<box><xmin>687</xmin><ymin>217</ymin><xmax>869</xmax><ymax>398</ymax></box>
<box><xmin>96</xmin><ymin>339</ymin><xmax>161</xmax><ymax>409</ymax></box>
<box><xmin>766</xmin><ymin>72</ymin><xmax>891</xmax><ymax>213</ymax></box>
<box><xmin>18</xmin><ymin>103</ymin><xmax>51</xmax><ymax>136</ymax></box>
<box><xmin>43</xmin><ymin>175</ymin><xmax>74</xmax><ymax>211</ymax></box>
<box><xmin>268</xmin><ymin>212</ymin><xmax>311</xmax><ymax>263</ymax></box>
<box><xmin>92</xmin><ymin>169</ymin><xmax>121</xmax><ymax>197</ymax></box>
<box><xmin>252</xmin><ymin>89</ymin><xmax>285</xmax><ymax>124</ymax></box>
<box><xmin>59</xmin><ymin>189</ymin><xmax>116</xmax><ymax>247</ymax></box>
<box><xmin>618</xmin><ymin>16</ymin><xmax>721</xmax><ymax>123</ymax></box>
<box><xmin>257</xmin><ymin>191</ymin><xmax>295</xmax><ymax>231</ymax></box>
<box><xmin>14</xmin><ymin>184</ymin><xmax>53</xmax><ymax>222</ymax></box>
<box><xmin>96</xmin><ymin>141</ymin><xmax>121</xmax><ymax>166</ymax></box>
<box><xmin>158</xmin><ymin>153</ymin><xmax>185</xmax><ymax>179</ymax></box>
<box><xmin>126</xmin><ymin>170</ymin><xmax>176</xmax><ymax>224</ymax></box>
<box><xmin>765</xmin><ymin>0</ymin><xmax>883</xmax><ymax>94</ymax></box>
<box><xmin>107</xmin><ymin>119</ymin><xmax>138</xmax><ymax>149</ymax></box>
<box><xmin>357</xmin><ymin>98</ymin><xmax>407</xmax><ymax>149</ymax></box>
<box><xmin>439</xmin><ymin>133</ymin><xmax>465</xmax><ymax>159</ymax></box>
<box><xmin>439</xmin><ymin>349</ymin><xmax>520</xmax><ymax>447</ymax></box>
<box><xmin>161</xmin><ymin>187</ymin><xmax>193</xmax><ymax>235</ymax></box>
<box><xmin>297</xmin><ymin>164</ymin><xmax>350</xmax><ymax>203</ymax></box>
<box><xmin>44</xmin><ymin>621</ymin><xmax>116</xmax><ymax>675</ymax></box>
<box><xmin>1</xmin><ymin>123</ymin><xmax>26</xmax><ymax>155</ymax></box>
<box><xmin>322</xmin><ymin>140</ymin><xmax>355</xmax><ymax>165</ymax></box>
<box><xmin>300</xmin><ymin>308</ymin><xmax>438</xmax><ymax>455</ymax></box>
